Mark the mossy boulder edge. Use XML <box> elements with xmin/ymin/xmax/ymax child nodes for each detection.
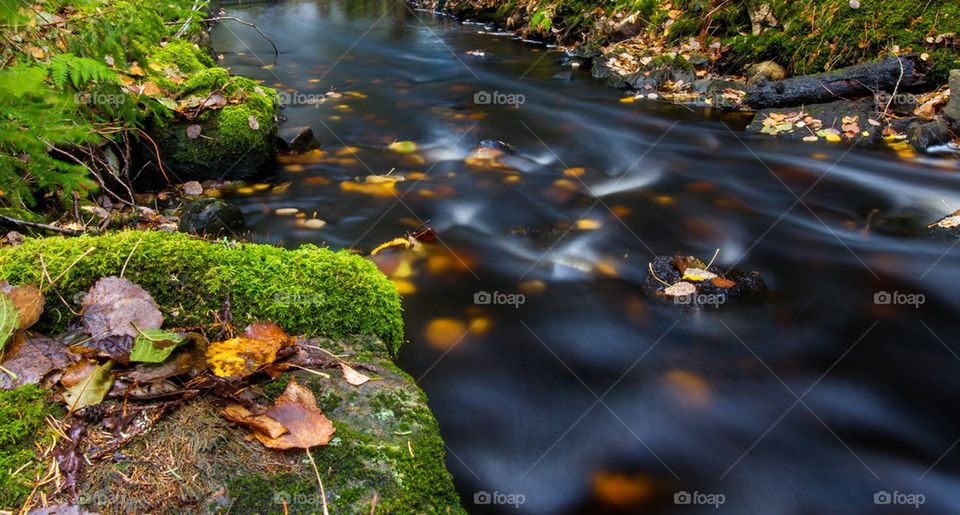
<box><xmin>0</xmin><ymin>231</ymin><xmax>402</xmax><ymax>354</ymax></box>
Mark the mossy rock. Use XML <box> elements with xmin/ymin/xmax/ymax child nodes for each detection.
<box><xmin>71</xmin><ymin>336</ymin><xmax>463</xmax><ymax>514</ymax></box>
<box><xmin>0</xmin><ymin>231</ymin><xmax>403</xmax><ymax>353</ymax></box>
<box><xmin>144</xmin><ymin>41</ymin><xmax>278</xmax><ymax>184</ymax></box>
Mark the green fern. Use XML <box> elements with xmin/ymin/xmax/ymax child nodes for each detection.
<box><xmin>49</xmin><ymin>53</ymin><xmax>119</xmax><ymax>90</ymax></box>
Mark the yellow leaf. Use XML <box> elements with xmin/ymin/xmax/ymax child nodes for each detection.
<box><xmin>340</xmin><ymin>180</ymin><xmax>398</xmax><ymax>197</ymax></box>
<box><xmin>371</xmin><ymin>237</ymin><xmax>412</xmax><ymax>255</ymax></box>
<box><xmin>388</xmin><ymin>141</ymin><xmax>418</xmax><ymax>154</ymax></box>
<box><xmin>206</xmin><ymin>325</ymin><xmax>290</xmax><ymax>379</ymax></box>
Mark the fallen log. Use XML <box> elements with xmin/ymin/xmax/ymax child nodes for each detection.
<box><xmin>745</xmin><ymin>56</ymin><xmax>925</xmax><ymax>109</ymax></box>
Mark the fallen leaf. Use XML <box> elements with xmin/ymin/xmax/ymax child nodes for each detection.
<box><xmin>141</xmin><ymin>81</ymin><xmax>162</xmax><ymax>96</ymax></box>
<box><xmin>129</xmin><ymin>329</ymin><xmax>186</xmax><ymax>363</ymax></box>
<box><xmin>206</xmin><ymin>337</ymin><xmax>281</xmax><ymax>378</ymax></box>
<box><xmin>63</xmin><ymin>361</ymin><xmax>114</xmax><ymax>412</ymax></box>
<box><xmin>243</xmin><ymin>322</ymin><xmax>292</xmax><ymax>348</ymax></box>
<box><xmin>248</xmin><ymin>115</ymin><xmax>260</xmax><ymax>130</ymax></box>
<box><xmin>0</xmin><ymin>283</ymin><xmax>43</xmax><ymax>330</ymax></box>
<box><xmin>711</xmin><ymin>277</ymin><xmax>736</xmax><ymax>288</ymax></box>
<box><xmin>60</xmin><ymin>360</ymin><xmax>98</xmax><ymax>388</ymax></box>
<box><xmin>82</xmin><ymin>277</ymin><xmax>163</xmax><ymax>338</ymax></box>
<box><xmin>341</xmin><ymin>362</ymin><xmax>370</xmax><ymax>386</ymax></box>
<box><xmin>186</xmin><ymin>124</ymin><xmax>202</xmax><ymax>139</ymax></box>
<box><xmin>661</xmin><ymin>282</ymin><xmax>696</xmax><ymax>297</ymax></box>
<box><xmin>73</xmin><ymin>334</ymin><xmax>134</xmax><ymax>364</ymax></box>
<box><xmin>254</xmin><ymin>379</ymin><xmax>335</xmax><ymax>449</ymax></box>
<box><xmin>387</xmin><ymin>141</ymin><xmax>417</xmax><ymax>154</ymax></box>
<box><xmin>222</xmin><ymin>403</ymin><xmax>288</xmax><ymax>439</ymax></box>
<box><xmin>371</xmin><ymin>237</ymin><xmax>414</xmax><ymax>255</ymax></box>
<box><xmin>0</xmin><ymin>334</ymin><xmax>73</xmax><ymax>389</ymax></box>
<box><xmin>681</xmin><ymin>268</ymin><xmax>717</xmax><ymax>281</ymax></box>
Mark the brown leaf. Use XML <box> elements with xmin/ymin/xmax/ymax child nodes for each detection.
<box><xmin>82</xmin><ymin>277</ymin><xmax>163</xmax><ymax>338</ymax></box>
<box><xmin>60</xmin><ymin>359</ymin><xmax>99</xmax><ymax>388</ymax></box>
<box><xmin>222</xmin><ymin>403</ymin><xmax>288</xmax><ymax>439</ymax></box>
<box><xmin>0</xmin><ymin>334</ymin><xmax>73</xmax><ymax>390</ymax></box>
<box><xmin>254</xmin><ymin>378</ymin><xmax>335</xmax><ymax>449</ymax></box>
<box><xmin>73</xmin><ymin>334</ymin><xmax>134</xmax><ymax>365</ymax></box>
<box><xmin>186</xmin><ymin>124</ymin><xmax>202</xmax><ymax>139</ymax></box>
<box><xmin>248</xmin><ymin>115</ymin><xmax>260</xmax><ymax>130</ymax></box>
<box><xmin>243</xmin><ymin>322</ymin><xmax>292</xmax><ymax>348</ymax></box>
<box><xmin>141</xmin><ymin>82</ymin><xmax>162</xmax><ymax>96</ymax></box>
<box><xmin>1</xmin><ymin>283</ymin><xmax>43</xmax><ymax>330</ymax></box>
<box><xmin>711</xmin><ymin>277</ymin><xmax>737</xmax><ymax>288</ymax></box>
<box><xmin>341</xmin><ymin>362</ymin><xmax>370</xmax><ymax>386</ymax></box>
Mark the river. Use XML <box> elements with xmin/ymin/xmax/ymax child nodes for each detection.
<box><xmin>211</xmin><ymin>1</ymin><xmax>960</xmax><ymax>513</ymax></box>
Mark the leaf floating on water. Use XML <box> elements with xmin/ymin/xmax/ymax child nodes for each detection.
<box><xmin>661</xmin><ymin>282</ymin><xmax>696</xmax><ymax>297</ymax></box>
<box><xmin>934</xmin><ymin>215</ymin><xmax>960</xmax><ymax>229</ymax></box>
<box><xmin>248</xmin><ymin>115</ymin><xmax>260</xmax><ymax>130</ymax></box>
<box><xmin>681</xmin><ymin>268</ymin><xmax>717</xmax><ymax>282</ymax></box>
<box><xmin>129</xmin><ymin>329</ymin><xmax>186</xmax><ymax>364</ymax></box>
<box><xmin>387</xmin><ymin>141</ymin><xmax>417</xmax><ymax>154</ymax></box>
<box><xmin>81</xmin><ymin>277</ymin><xmax>164</xmax><ymax>339</ymax></box>
<box><xmin>63</xmin><ymin>361</ymin><xmax>114</xmax><ymax>412</ymax></box>
<box><xmin>340</xmin><ymin>180</ymin><xmax>398</xmax><ymax>198</ymax></box>
<box><xmin>711</xmin><ymin>277</ymin><xmax>736</xmax><ymax>288</ymax></box>
<box><xmin>341</xmin><ymin>362</ymin><xmax>370</xmax><ymax>386</ymax></box>
<box><xmin>186</xmin><ymin>124</ymin><xmax>202</xmax><ymax>139</ymax></box>
<box><xmin>361</xmin><ymin>174</ymin><xmax>405</xmax><ymax>184</ymax></box>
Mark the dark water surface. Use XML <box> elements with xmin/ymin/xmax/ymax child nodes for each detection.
<box><xmin>212</xmin><ymin>1</ymin><xmax>960</xmax><ymax>513</ymax></box>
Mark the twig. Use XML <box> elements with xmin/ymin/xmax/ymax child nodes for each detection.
<box><xmin>882</xmin><ymin>55</ymin><xmax>906</xmax><ymax>119</ymax></box>
<box><xmin>173</xmin><ymin>16</ymin><xmax>280</xmax><ymax>58</ymax></box>
<box><xmin>43</xmin><ymin>247</ymin><xmax>97</xmax><ymax>292</ymax></box>
<box><xmin>647</xmin><ymin>262</ymin><xmax>671</xmax><ymax>287</ymax></box>
<box><xmin>120</xmin><ymin>236</ymin><xmax>144</xmax><ymax>279</ymax></box>
<box><xmin>305</xmin><ymin>448</ymin><xmax>330</xmax><ymax>515</ymax></box>
<box><xmin>0</xmin><ymin>215</ymin><xmax>82</xmax><ymax>236</ymax></box>
<box><xmin>286</xmin><ymin>364</ymin><xmax>331</xmax><ymax>379</ymax></box>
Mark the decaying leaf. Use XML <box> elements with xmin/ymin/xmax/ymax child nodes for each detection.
<box><xmin>248</xmin><ymin>115</ymin><xmax>260</xmax><ymax>130</ymax></box>
<box><xmin>711</xmin><ymin>277</ymin><xmax>737</xmax><ymax>288</ymax></box>
<box><xmin>682</xmin><ymin>268</ymin><xmax>717</xmax><ymax>282</ymax></box>
<box><xmin>63</xmin><ymin>361</ymin><xmax>114</xmax><ymax>412</ymax></box>
<box><xmin>222</xmin><ymin>403</ymin><xmax>288</xmax><ymax>439</ymax></box>
<box><xmin>186</xmin><ymin>124</ymin><xmax>202</xmax><ymax>139</ymax></box>
<box><xmin>253</xmin><ymin>378</ymin><xmax>335</xmax><ymax>449</ymax></box>
<box><xmin>0</xmin><ymin>334</ymin><xmax>73</xmax><ymax>390</ymax></box>
<box><xmin>933</xmin><ymin>215</ymin><xmax>960</xmax><ymax>229</ymax></box>
<box><xmin>371</xmin><ymin>237</ymin><xmax>416</xmax><ymax>256</ymax></box>
<box><xmin>60</xmin><ymin>359</ymin><xmax>99</xmax><ymax>388</ymax></box>
<box><xmin>73</xmin><ymin>334</ymin><xmax>134</xmax><ymax>364</ymax></box>
<box><xmin>661</xmin><ymin>282</ymin><xmax>697</xmax><ymax>297</ymax></box>
<box><xmin>207</xmin><ymin>322</ymin><xmax>291</xmax><ymax>378</ymax></box>
<box><xmin>1</xmin><ymin>282</ymin><xmax>44</xmax><ymax>330</ymax></box>
<box><xmin>341</xmin><ymin>362</ymin><xmax>370</xmax><ymax>386</ymax></box>
<box><xmin>82</xmin><ymin>277</ymin><xmax>163</xmax><ymax>338</ymax></box>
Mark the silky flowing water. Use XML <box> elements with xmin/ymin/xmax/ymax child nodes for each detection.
<box><xmin>212</xmin><ymin>2</ymin><xmax>960</xmax><ymax>512</ymax></box>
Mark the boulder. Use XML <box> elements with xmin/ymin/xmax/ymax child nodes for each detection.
<box><xmin>907</xmin><ymin>119</ymin><xmax>954</xmax><ymax>152</ymax></box>
<box><xmin>276</xmin><ymin>126</ymin><xmax>321</xmax><ymax>153</ymax></box>
<box><xmin>641</xmin><ymin>255</ymin><xmax>766</xmax><ymax>309</ymax></box>
<box><xmin>746</xmin><ymin>61</ymin><xmax>787</xmax><ymax>84</ymax></box>
<box><xmin>946</xmin><ymin>70</ymin><xmax>960</xmax><ymax>127</ymax></box>
<box><xmin>178</xmin><ymin>197</ymin><xmax>245</xmax><ymax>237</ymax></box>
<box><xmin>921</xmin><ymin>211</ymin><xmax>960</xmax><ymax>240</ymax></box>
<box><xmin>745</xmin><ymin>98</ymin><xmax>885</xmax><ymax>144</ymax></box>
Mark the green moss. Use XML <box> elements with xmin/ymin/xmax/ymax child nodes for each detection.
<box><xmin>0</xmin><ymin>231</ymin><xmax>403</xmax><ymax>354</ymax></box>
<box><xmin>152</xmin><ymin>40</ymin><xmax>215</xmax><ymax>75</ymax></box>
<box><xmin>0</xmin><ymin>385</ymin><xmax>59</xmax><ymax>509</ymax></box>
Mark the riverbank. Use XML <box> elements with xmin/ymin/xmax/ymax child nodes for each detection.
<box><xmin>422</xmin><ymin>0</ymin><xmax>959</xmax><ymax>152</ymax></box>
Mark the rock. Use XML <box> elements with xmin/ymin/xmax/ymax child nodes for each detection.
<box><xmin>178</xmin><ymin>198</ymin><xmax>245</xmax><ymax>237</ymax></box>
<box><xmin>687</xmin><ymin>55</ymin><xmax>711</xmax><ymax>69</ymax></box>
<box><xmin>182</xmin><ymin>180</ymin><xmax>203</xmax><ymax>196</ymax></box>
<box><xmin>884</xmin><ymin>93</ymin><xmax>918</xmax><ymax>116</ymax></box>
<box><xmin>921</xmin><ymin>211</ymin><xmax>960</xmax><ymax>240</ymax></box>
<box><xmin>641</xmin><ymin>255</ymin><xmax>766</xmax><ymax>309</ymax></box>
<box><xmin>276</xmin><ymin>126</ymin><xmax>320</xmax><ymax>153</ymax></box>
<box><xmin>946</xmin><ymin>70</ymin><xmax>960</xmax><ymax>127</ymax></box>
<box><xmin>463</xmin><ymin>49</ymin><xmax>498</xmax><ymax>63</ymax></box>
<box><xmin>670</xmin><ymin>66</ymin><xmax>696</xmax><ymax>86</ymax></box>
<box><xmin>907</xmin><ymin>119</ymin><xmax>954</xmax><ymax>152</ymax></box>
<box><xmin>746</xmin><ymin>61</ymin><xmax>787</xmax><ymax>84</ymax></box>
<box><xmin>745</xmin><ymin>98</ymin><xmax>884</xmax><ymax>144</ymax></box>
<box><xmin>748</xmin><ymin>1</ymin><xmax>779</xmax><ymax>35</ymax></box>
<box><xmin>551</xmin><ymin>71</ymin><xmax>574</xmax><ymax>82</ymax></box>
<box><xmin>477</xmin><ymin>139</ymin><xmax>518</xmax><ymax>155</ymax></box>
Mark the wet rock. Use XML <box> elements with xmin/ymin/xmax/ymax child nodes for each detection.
<box><xmin>946</xmin><ymin>70</ymin><xmax>960</xmax><ymax>127</ymax></box>
<box><xmin>687</xmin><ymin>55</ymin><xmax>711</xmax><ymax>69</ymax></box>
<box><xmin>477</xmin><ymin>139</ymin><xmax>518</xmax><ymax>155</ymax></box>
<box><xmin>641</xmin><ymin>255</ymin><xmax>766</xmax><ymax>309</ymax></box>
<box><xmin>276</xmin><ymin>126</ymin><xmax>320</xmax><ymax>153</ymax></box>
<box><xmin>551</xmin><ymin>71</ymin><xmax>574</xmax><ymax>82</ymax></box>
<box><xmin>670</xmin><ymin>67</ymin><xmax>696</xmax><ymax>86</ymax></box>
<box><xmin>907</xmin><ymin>119</ymin><xmax>954</xmax><ymax>152</ymax></box>
<box><xmin>745</xmin><ymin>98</ymin><xmax>884</xmax><ymax>144</ymax></box>
<box><xmin>463</xmin><ymin>49</ymin><xmax>498</xmax><ymax>63</ymax></box>
<box><xmin>884</xmin><ymin>93</ymin><xmax>918</xmax><ymax>116</ymax></box>
<box><xmin>921</xmin><ymin>210</ymin><xmax>960</xmax><ymax>240</ymax></box>
<box><xmin>178</xmin><ymin>198</ymin><xmax>244</xmax><ymax>237</ymax></box>
<box><xmin>746</xmin><ymin>61</ymin><xmax>786</xmax><ymax>84</ymax></box>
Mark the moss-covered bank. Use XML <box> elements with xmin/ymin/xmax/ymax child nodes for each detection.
<box><xmin>0</xmin><ymin>232</ymin><xmax>464</xmax><ymax>513</ymax></box>
<box><xmin>440</xmin><ymin>0</ymin><xmax>960</xmax><ymax>83</ymax></box>
<box><xmin>0</xmin><ymin>231</ymin><xmax>402</xmax><ymax>353</ymax></box>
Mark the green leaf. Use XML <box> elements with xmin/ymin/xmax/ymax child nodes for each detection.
<box><xmin>63</xmin><ymin>361</ymin><xmax>114</xmax><ymax>412</ymax></box>
<box><xmin>387</xmin><ymin>141</ymin><xmax>417</xmax><ymax>154</ymax></box>
<box><xmin>153</xmin><ymin>96</ymin><xmax>177</xmax><ymax>110</ymax></box>
<box><xmin>0</xmin><ymin>294</ymin><xmax>17</xmax><ymax>353</ymax></box>
<box><xmin>129</xmin><ymin>330</ymin><xmax>186</xmax><ymax>363</ymax></box>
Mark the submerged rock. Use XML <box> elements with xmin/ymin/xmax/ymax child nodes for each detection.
<box><xmin>641</xmin><ymin>255</ymin><xmax>766</xmax><ymax>309</ymax></box>
<box><xmin>921</xmin><ymin>210</ymin><xmax>960</xmax><ymax>240</ymax></box>
<box><xmin>276</xmin><ymin>126</ymin><xmax>321</xmax><ymax>153</ymax></box>
<box><xmin>907</xmin><ymin>119</ymin><xmax>954</xmax><ymax>152</ymax></box>
<box><xmin>477</xmin><ymin>138</ymin><xmax>519</xmax><ymax>155</ymax></box>
<box><xmin>178</xmin><ymin>197</ymin><xmax>245</xmax><ymax>237</ymax></box>
<box><xmin>745</xmin><ymin>98</ymin><xmax>884</xmax><ymax>144</ymax></box>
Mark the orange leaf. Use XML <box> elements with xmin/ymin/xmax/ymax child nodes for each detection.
<box><xmin>254</xmin><ymin>379</ymin><xmax>335</xmax><ymax>449</ymax></box>
<box><xmin>711</xmin><ymin>277</ymin><xmax>736</xmax><ymax>288</ymax></box>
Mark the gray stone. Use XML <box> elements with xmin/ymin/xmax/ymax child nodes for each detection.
<box><xmin>276</xmin><ymin>126</ymin><xmax>320</xmax><ymax>153</ymax></box>
<box><xmin>946</xmin><ymin>70</ymin><xmax>960</xmax><ymax>127</ymax></box>
<box><xmin>907</xmin><ymin>119</ymin><xmax>953</xmax><ymax>152</ymax></box>
<box><xmin>745</xmin><ymin>98</ymin><xmax>884</xmax><ymax>144</ymax></box>
<box><xmin>178</xmin><ymin>198</ymin><xmax>244</xmax><ymax>237</ymax></box>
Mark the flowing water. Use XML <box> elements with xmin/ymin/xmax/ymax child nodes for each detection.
<box><xmin>212</xmin><ymin>2</ymin><xmax>960</xmax><ymax>512</ymax></box>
